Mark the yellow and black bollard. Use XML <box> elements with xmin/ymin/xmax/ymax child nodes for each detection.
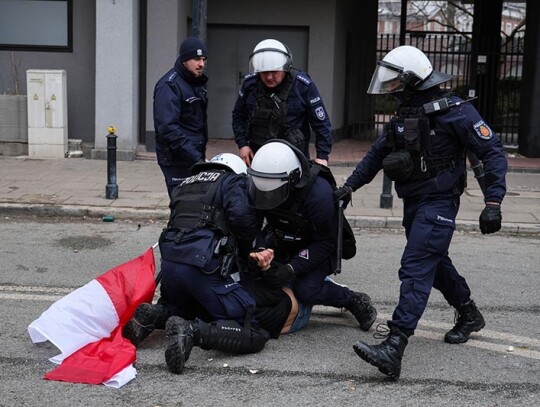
<box><xmin>105</xmin><ymin>126</ymin><xmax>119</xmax><ymax>199</ymax></box>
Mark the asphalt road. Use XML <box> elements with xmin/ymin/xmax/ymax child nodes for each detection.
<box><xmin>1</xmin><ymin>217</ymin><xmax>539</xmax><ymax>406</ymax></box>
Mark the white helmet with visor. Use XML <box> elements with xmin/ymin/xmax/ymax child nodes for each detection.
<box><xmin>247</xmin><ymin>140</ymin><xmax>303</xmax><ymax>210</ymax></box>
<box><xmin>367</xmin><ymin>45</ymin><xmax>452</xmax><ymax>94</ymax></box>
<box><xmin>248</xmin><ymin>39</ymin><xmax>293</xmax><ymax>73</ymax></box>
<box><xmin>191</xmin><ymin>153</ymin><xmax>247</xmax><ymax>175</ymax></box>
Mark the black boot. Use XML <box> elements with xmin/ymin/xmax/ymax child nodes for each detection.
<box><xmin>123</xmin><ymin>303</ymin><xmax>170</xmax><ymax>346</ymax></box>
<box><xmin>353</xmin><ymin>326</ymin><xmax>408</xmax><ymax>380</ymax></box>
<box><xmin>444</xmin><ymin>299</ymin><xmax>485</xmax><ymax>344</ymax></box>
<box><xmin>345</xmin><ymin>291</ymin><xmax>378</xmax><ymax>331</ymax></box>
<box><xmin>165</xmin><ymin>316</ymin><xmax>197</xmax><ymax>374</ymax></box>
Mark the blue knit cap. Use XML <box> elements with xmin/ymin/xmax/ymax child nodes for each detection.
<box><xmin>179</xmin><ymin>37</ymin><xmax>207</xmax><ymax>62</ymax></box>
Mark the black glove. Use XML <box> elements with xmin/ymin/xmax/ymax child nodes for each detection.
<box><xmin>479</xmin><ymin>204</ymin><xmax>502</xmax><ymax>234</ymax></box>
<box><xmin>260</xmin><ymin>263</ymin><xmax>295</xmax><ymax>288</ymax></box>
<box><xmin>283</xmin><ymin>127</ymin><xmax>305</xmax><ymax>150</ymax></box>
<box><xmin>333</xmin><ymin>185</ymin><xmax>353</xmax><ymax>208</ymax></box>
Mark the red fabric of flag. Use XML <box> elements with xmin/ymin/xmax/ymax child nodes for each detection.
<box><xmin>39</xmin><ymin>247</ymin><xmax>156</xmax><ymax>386</ymax></box>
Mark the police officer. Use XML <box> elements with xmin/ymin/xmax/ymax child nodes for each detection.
<box><xmin>154</xmin><ymin>36</ymin><xmax>209</xmax><ymax>197</ymax></box>
<box><xmin>124</xmin><ymin>154</ymin><xmax>273</xmax><ymax>374</ymax></box>
<box><xmin>246</xmin><ymin>140</ymin><xmax>378</xmax><ymax>332</ymax></box>
<box><xmin>232</xmin><ymin>39</ymin><xmax>333</xmax><ymax>167</ymax></box>
<box><xmin>334</xmin><ymin>45</ymin><xmax>508</xmax><ymax>380</ymax></box>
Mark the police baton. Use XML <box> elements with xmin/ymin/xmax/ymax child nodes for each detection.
<box><xmin>335</xmin><ymin>199</ymin><xmax>344</xmax><ymax>274</ymax></box>
<box><xmin>467</xmin><ymin>151</ymin><xmax>486</xmax><ymax>195</ymax></box>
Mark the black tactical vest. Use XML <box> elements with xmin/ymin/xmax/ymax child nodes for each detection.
<box><xmin>167</xmin><ymin>170</ymin><xmax>230</xmax><ymax>234</ymax></box>
<box><xmin>384</xmin><ymin>103</ymin><xmax>463</xmax><ymax>182</ymax></box>
<box><xmin>264</xmin><ymin>163</ymin><xmax>356</xmax><ymax>262</ymax></box>
<box><xmin>249</xmin><ymin>71</ymin><xmax>298</xmax><ymax>149</ymax></box>
<box><xmin>160</xmin><ymin>170</ymin><xmax>238</xmax><ymax>276</ymax></box>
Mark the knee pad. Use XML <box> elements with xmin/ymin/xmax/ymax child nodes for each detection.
<box><xmin>198</xmin><ymin>319</ymin><xmax>270</xmax><ymax>354</ymax></box>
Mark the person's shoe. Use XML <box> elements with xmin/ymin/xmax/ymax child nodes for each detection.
<box><xmin>165</xmin><ymin>316</ymin><xmax>196</xmax><ymax>374</ymax></box>
<box><xmin>353</xmin><ymin>325</ymin><xmax>408</xmax><ymax>380</ymax></box>
<box><xmin>444</xmin><ymin>299</ymin><xmax>485</xmax><ymax>344</ymax></box>
<box><xmin>345</xmin><ymin>291</ymin><xmax>378</xmax><ymax>331</ymax></box>
<box><xmin>123</xmin><ymin>303</ymin><xmax>169</xmax><ymax>346</ymax></box>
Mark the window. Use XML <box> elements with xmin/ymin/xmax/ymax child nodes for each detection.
<box><xmin>0</xmin><ymin>0</ymin><xmax>72</xmax><ymax>52</ymax></box>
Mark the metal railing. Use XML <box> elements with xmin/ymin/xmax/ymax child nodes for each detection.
<box><xmin>373</xmin><ymin>33</ymin><xmax>523</xmax><ymax>148</ymax></box>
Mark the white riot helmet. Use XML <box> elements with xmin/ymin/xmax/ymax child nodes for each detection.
<box><xmin>367</xmin><ymin>45</ymin><xmax>452</xmax><ymax>94</ymax></box>
<box><xmin>247</xmin><ymin>140</ymin><xmax>303</xmax><ymax>210</ymax></box>
<box><xmin>191</xmin><ymin>153</ymin><xmax>247</xmax><ymax>175</ymax></box>
<box><xmin>248</xmin><ymin>39</ymin><xmax>293</xmax><ymax>73</ymax></box>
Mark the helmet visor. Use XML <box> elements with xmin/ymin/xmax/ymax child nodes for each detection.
<box><xmin>367</xmin><ymin>64</ymin><xmax>405</xmax><ymax>94</ymax></box>
<box><xmin>248</xmin><ymin>49</ymin><xmax>291</xmax><ymax>73</ymax></box>
<box><xmin>247</xmin><ymin>168</ymin><xmax>291</xmax><ymax>210</ymax></box>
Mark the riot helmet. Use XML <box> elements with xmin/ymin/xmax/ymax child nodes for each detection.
<box><xmin>367</xmin><ymin>45</ymin><xmax>452</xmax><ymax>94</ymax></box>
<box><xmin>248</xmin><ymin>39</ymin><xmax>293</xmax><ymax>73</ymax></box>
<box><xmin>247</xmin><ymin>140</ymin><xmax>309</xmax><ymax>210</ymax></box>
<box><xmin>191</xmin><ymin>153</ymin><xmax>247</xmax><ymax>175</ymax></box>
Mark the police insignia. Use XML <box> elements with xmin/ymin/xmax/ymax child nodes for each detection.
<box><xmin>473</xmin><ymin>121</ymin><xmax>493</xmax><ymax>140</ymax></box>
<box><xmin>298</xmin><ymin>249</ymin><xmax>309</xmax><ymax>259</ymax></box>
<box><xmin>315</xmin><ymin>106</ymin><xmax>325</xmax><ymax>120</ymax></box>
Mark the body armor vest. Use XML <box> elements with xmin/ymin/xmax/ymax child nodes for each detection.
<box><xmin>383</xmin><ymin>102</ymin><xmax>464</xmax><ymax>182</ymax></box>
<box><xmin>160</xmin><ymin>171</ymin><xmax>237</xmax><ymax>276</ymax></box>
<box><xmin>249</xmin><ymin>71</ymin><xmax>303</xmax><ymax>150</ymax></box>
<box><xmin>264</xmin><ymin>201</ymin><xmax>312</xmax><ymax>262</ymax></box>
<box><xmin>168</xmin><ymin>171</ymin><xmax>230</xmax><ymax>234</ymax></box>
<box><xmin>264</xmin><ymin>163</ymin><xmax>356</xmax><ymax>262</ymax></box>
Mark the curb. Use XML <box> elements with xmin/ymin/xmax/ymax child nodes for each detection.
<box><xmin>0</xmin><ymin>203</ymin><xmax>169</xmax><ymax>222</ymax></box>
<box><xmin>2</xmin><ymin>203</ymin><xmax>539</xmax><ymax>236</ymax></box>
<box><xmin>330</xmin><ymin>161</ymin><xmax>540</xmax><ymax>174</ymax></box>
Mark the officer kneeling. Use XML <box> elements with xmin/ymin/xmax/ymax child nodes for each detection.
<box><xmin>124</xmin><ymin>153</ymin><xmax>271</xmax><ymax>374</ymax></box>
<box><xmin>247</xmin><ymin>139</ymin><xmax>377</xmax><ymax>331</ymax></box>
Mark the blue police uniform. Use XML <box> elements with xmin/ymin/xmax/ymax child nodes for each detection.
<box><xmin>344</xmin><ymin>89</ymin><xmax>507</xmax><ymax>333</ymax></box>
<box><xmin>159</xmin><ymin>171</ymin><xmax>259</xmax><ymax>326</ymax></box>
<box><xmin>232</xmin><ymin>71</ymin><xmax>333</xmax><ymax>160</ymax></box>
<box><xmin>260</xmin><ymin>175</ymin><xmax>354</xmax><ymax>307</ymax></box>
<box><xmin>153</xmin><ymin>58</ymin><xmax>208</xmax><ymax>196</ymax></box>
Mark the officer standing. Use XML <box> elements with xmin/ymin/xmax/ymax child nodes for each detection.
<box><xmin>232</xmin><ymin>39</ymin><xmax>333</xmax><ymax>166</ymax></box>
<box><xmin>154</xmin><ymin>36</ymin><xmax>209</xmax><ymax>197</ymax></box>
<box><xmin>334</xmin><ymin>45</ymin><xmax>507</xmax><ymax>380</ymax></box>
<box><xmin>246</xmin><ymin>140</ymin><xmax>378</xmax><ymax>332</ymax></box>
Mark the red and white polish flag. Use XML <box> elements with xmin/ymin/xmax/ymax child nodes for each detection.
<box><xmin>28</xmin><ymin>247</ymin><xmax>156</xmax><ymax>388</ymax></box>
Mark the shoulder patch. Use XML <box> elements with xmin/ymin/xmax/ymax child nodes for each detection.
<box><xmin>314</xmin><ymin>106</ymin><xmax>326</xmax><ymax>121</ymax></box>
<box><xmin>473</xmin><ymin>120</ymin><xmax>493</xmax><ymax>140</ymax></box>
<box><xmin>309</xmin><ymin>96</ymin><xmax>321</xmax><ymax>105</ymax></box>
<box><xmin>245</xmin><ymin>72</ymin><xmax>257</xmax><ymax>79</ymax></box>
<box><xmin>167</xmin><ymin>71</ymin><xmax>177</xmax><ymax>82</ymax></box>
<box><xmin>296</xmin><ymin>73</ymin><xmax>311</xmax><ymax>85</ymax></box>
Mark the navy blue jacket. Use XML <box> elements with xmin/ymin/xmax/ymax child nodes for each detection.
<box><xmin>161</xmin><ymin>172</ymin><xmax>259</xmax><ymax>273</ymax></box>
<box><xmin>232</xmin><ymin>71</ymin><xmax>333</xmax><ymax>160</ymax></box>
<box><xmin>344</xmin><ymin>92</ymin><xmax>507</xmax><ymax>204</ymax></box>
<box><xmin>153</xmin><ymin>57</ymin><xmax>208</xmax><ymax>168</ymax></box>
<box><xmin>258</xmin><ymin>175</ymin><xmax>338</xmax><ymax>275</ymax></box>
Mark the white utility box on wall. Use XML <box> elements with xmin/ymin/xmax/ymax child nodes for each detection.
<box><xmin>26</xmin><ymin>69</ymin><xmax>68</xmax><ymax>158</ymax></box>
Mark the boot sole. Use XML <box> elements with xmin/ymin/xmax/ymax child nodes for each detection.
<box><xmin>122</xmin><ymin>303</ymin><xmax>156</xmax><ymax>346</ymax></box>
<box><xmin>444</xmin><ymin>320</ymin><xmax>486</xmax><ymax>344</ymax></box>
<box><xmin>353</xmin><ymin>343</ymin><xmax>400</xmax><ymax>380</ymax></box>
<box><xmin>165</xmin><ymin>317</ymin><xmax>187</xmax><ymax>374</ymax></box>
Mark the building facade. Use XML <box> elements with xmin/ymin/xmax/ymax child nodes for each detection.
<box><xmin>0</xmin><ymin>0</ymin><xmax>538</xmax><ymax>158</ymax></box>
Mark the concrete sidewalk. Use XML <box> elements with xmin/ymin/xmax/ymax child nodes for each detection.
<box><xmin>1</xmin><ymin>139</ymin><xmax>539</xmax><ymax>235</ymax></box>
